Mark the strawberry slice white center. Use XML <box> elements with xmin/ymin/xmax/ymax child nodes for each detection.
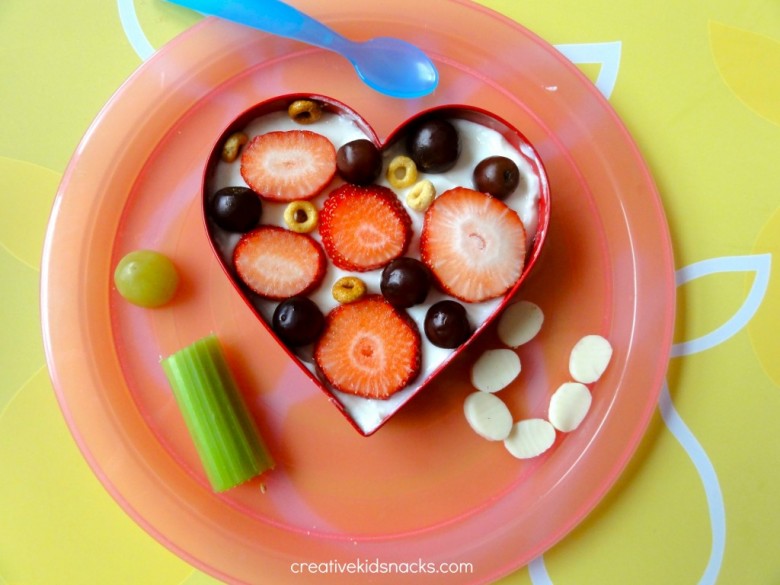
<box><xmin>314</xmin><ymin>296</ymin><xmax>421</xmax><ymax>399</ymax></box>
<box><xmin>421</xmin><ymin>188</ymin><xmax>527</xmax><ymax>303</ymax></box>
<box><xmin>233</xmin><ymin>226</ymin><xmax>326</xmax><ymax>300</ymax></box>
<box><xmin>240</xmin><ymin>130</ymin><xmax>337</xmax><ymax>201</ymax></box>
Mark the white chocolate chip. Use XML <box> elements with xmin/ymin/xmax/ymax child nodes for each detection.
<box><xmin>497</xmin><ymin>301</ymin><xmax>544</xmax><ymax>347</ymax></box>
<box><xmin>548</xmin><ymin>382</ymin><xmax>592</xmax><ymax>432</ymax></box>
<box><xmin>569</xmin><ymin>334</ymin><xmax>613</xmax><ymax>384</ymax></box>
<box><xmin>503</xmin><ymin>419</ymin><xmax>556</xmax><ymax>459</ymax></box>
<box><xmin>463</xmin><ymin>392</ymin><xmax>513</xmax><ymax>441</ymax></box>
<box><xmin>471</xmin><ymin>348</ymin><xmax>521</xmax><ymax>393</ymax></box>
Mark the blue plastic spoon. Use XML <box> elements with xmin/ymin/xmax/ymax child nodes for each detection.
<box><xmin>166</xmin><ymin>0</ymin><xmax>439</xmax><ymax>98</ymax></box>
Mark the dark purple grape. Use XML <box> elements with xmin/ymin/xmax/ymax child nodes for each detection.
<box><xmin>473</xmin><ymin>156</ymin><xmax>522</xmax><ymax>199</ymax></box>
<box><xmin>272</xmin><ymin>296</ymin><xmax>325</xmax><ymax>347</ymax></box>
<box><xmin>336</xmin><ymin>139</ymin><xmax>382</xmax><ymax>185</ymax></box>
<box><xmin>380</xmin><ymin>258</ymin><xmax>431</xmax><ymax>308</ymax></box>
<box><xmin>424</xmin><ymin>300</ymin><xmax>471</xmax><ymax>348</ymax></box>
<box><xmin>406</xmin><ymin>118</ymin><xmax>460</xmax><ymax>173</ymax></box>
<box><xmin>208</xmin><ymin>186</ymin><xmax>262</xmax><ymax>232</ymax></box>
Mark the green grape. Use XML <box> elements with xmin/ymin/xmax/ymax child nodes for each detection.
<box><xmin>113</xmin><ymin>249</ymin><xmax>179</xmax><ymax>308</ymax></box>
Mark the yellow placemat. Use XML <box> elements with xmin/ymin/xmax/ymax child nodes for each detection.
<box><xmin>2</xmin><ymin>1</ymin><xmax>778</xmax><ymax>583</ymax></box>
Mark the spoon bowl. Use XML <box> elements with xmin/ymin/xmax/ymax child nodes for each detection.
<box><xmin>166</xmin><ymin>0</ymin><xmax>439</xmax><ymax>99</ymax></box>
<box><xmin>343</xmin><ymin>37</ymin><xmax>439</xmax><ymax>99</ymax></box>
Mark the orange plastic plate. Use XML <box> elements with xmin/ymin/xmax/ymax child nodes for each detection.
<box><xmin>41</xmin><ymin>2</ymin><xmax>675</xmax><ymax>583</ymax></box>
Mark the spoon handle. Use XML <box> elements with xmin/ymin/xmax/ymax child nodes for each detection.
<box><xmin>167</xmin><ymin>0</ymin><xmax>348</xmax><ymax>51</ymax></box>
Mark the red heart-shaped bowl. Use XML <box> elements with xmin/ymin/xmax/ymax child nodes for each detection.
<box><xmin>202</xmin><ymin>94</ymin><xmax>551</xmax><ymax>436</ymax></box>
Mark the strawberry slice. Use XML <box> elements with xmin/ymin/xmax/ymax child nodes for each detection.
<box><xmin>319</xmin><ymin>184</ymin><xmax>412</xmax><ymax>272</ymax></box>
<box><xmin>233</xmin><ymin>226</ymin><xmax>326</xmax><ymax>300</ymax></box>
<box><xmin>420</xmin><ymin>187</ymin><xmax>527</xmax><ymax>303</ymax></box>
<box><xmin>314</xmin><ymin>296</ymin><xmax>421</xmax><ymax>399</ymax></box>
<box><xmin>240</xmin><ymin>130</ymin><xmax>336</xmax><ymax>201</ymax></box>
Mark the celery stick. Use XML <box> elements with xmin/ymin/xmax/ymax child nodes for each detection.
<box><xmin>161</xmin><ymin>334</ymin><xmax>274</xmax><ymax>492</ymax></box>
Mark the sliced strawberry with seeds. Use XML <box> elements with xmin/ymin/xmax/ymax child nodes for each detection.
<box><xmin>233</xmin><ymin>226</ymin><xmax>326</xmax><ymax>300</ymax></box>
<box><xmin>240</xmin><ymin>130</ymin><xmax>336</xmax><ymax>201</ymax></box>
<box><xmin>421</xmin><ymin>187</ymin><xmax>527</xmax><ymax>303</ymax></box>
<box><xmin>314</xmin><ymin>296</ymin><xmax>421</xmax><ymax>399</ymax></box>
<box><xmin>319</xmin><ymin>184</ymin><xmax>412</xmax><ymax>272</ymax></box>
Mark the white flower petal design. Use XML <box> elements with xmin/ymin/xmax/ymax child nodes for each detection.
<box><xmin>117</xmin><ymin>0</ymin><xmax>155</xmax><ymax>61</ymax></box>
<box><xmin>529</xmin><ymin>555</ymin><xmax>554</xmax><ymax>585</ymax></box>
<box><xmin>672</xmin><ymin>254</ymin><xmax>772</xmax><ymax>357</ymax></box>
<box><xmin>554</xmin><ymin>42</ymin><xmax>622</xmax><ymax>99</ymax></box>
<box><xmin>658</xmin><ymin>381</ymin><xmax>725</xmax><ymax>585</ymax></box>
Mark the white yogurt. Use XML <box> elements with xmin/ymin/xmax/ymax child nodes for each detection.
<box><xmin>208</xmin><ymin>110</ymin><xmax>542</xmax><ymax>435</ymax></box>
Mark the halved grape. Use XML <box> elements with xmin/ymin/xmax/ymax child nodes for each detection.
<box><xmin>114</xmin><ymin>249</ymin><xmax>179</xmax><ymax>308</ymax></box>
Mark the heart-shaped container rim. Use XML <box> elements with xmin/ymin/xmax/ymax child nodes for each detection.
<box><xmin>201</xmin><ymin>93</ymin><xmax>551</xmax><ymax>436</ymax></box>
